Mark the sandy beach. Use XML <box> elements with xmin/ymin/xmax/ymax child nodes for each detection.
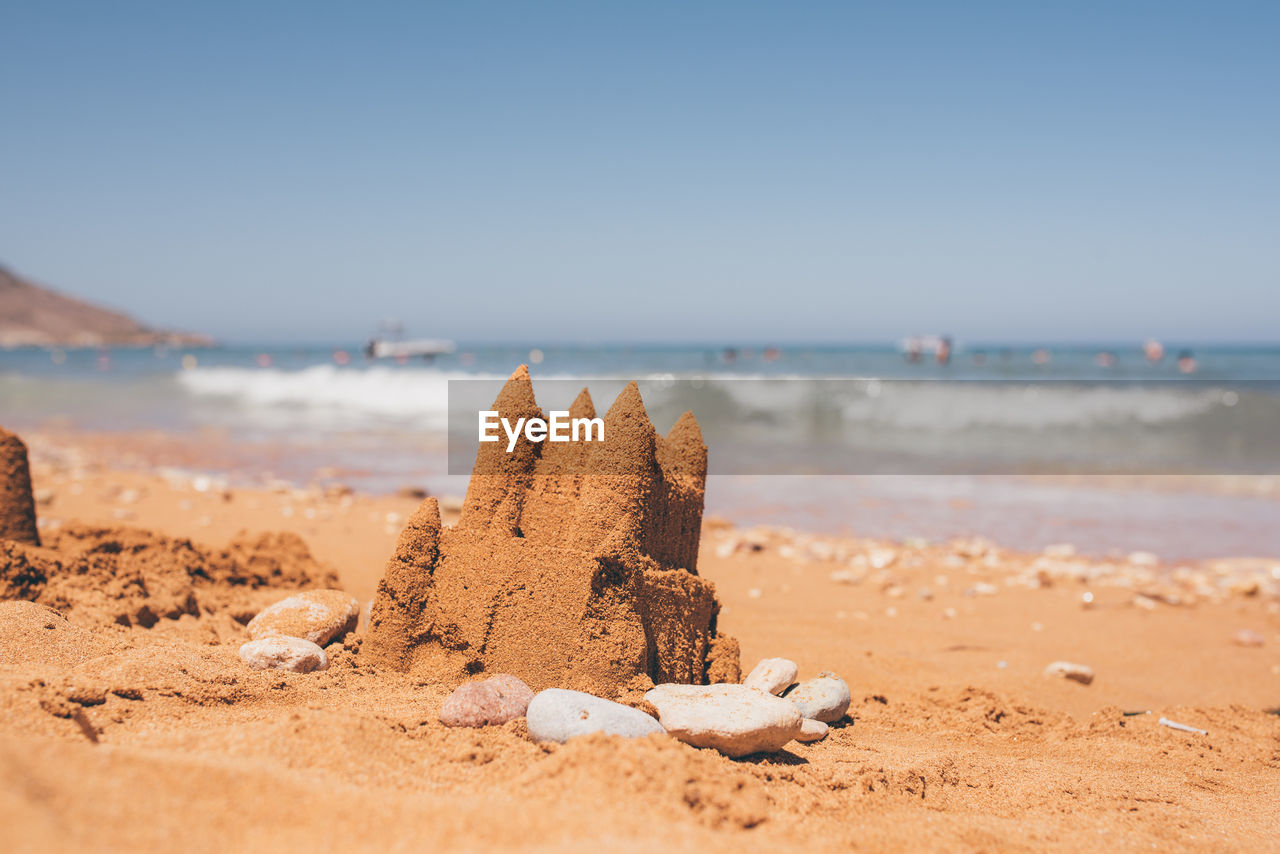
<box><xmin>6</xmin><ymin>3</ymin><xmax>1279</xmax><ymax>849</ymax></box>
<box><xmin>3</xmin><ymin>413</ymin><xmax>1278</xmax><ymax>853</ymax></box>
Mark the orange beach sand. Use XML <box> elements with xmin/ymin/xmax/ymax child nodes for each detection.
<box><xmin>3</xmin><ymin>429</ymin><xmax>1279</xmax><ymax>853</ymax></box>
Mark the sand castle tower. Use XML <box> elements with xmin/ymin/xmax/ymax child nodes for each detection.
<box><xmin>365</xmin><ymin>367</ymin><xmax>739</xmax><ymax>695</ymax></box>
<box><xmin>0</xmin><ymin>427</ymin><xmax>40</xmax><ymax>547</ymax></box>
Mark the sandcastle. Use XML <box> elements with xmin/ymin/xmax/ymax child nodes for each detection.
<box><xmin>0</xmin><ymin>426</ymin><xmax>40</xmax><ymax>547</ymax></box>
<box><xmin>365</xmin><ymin>366</ymin><xmax>740</xmax><ymax>695</ymax></box>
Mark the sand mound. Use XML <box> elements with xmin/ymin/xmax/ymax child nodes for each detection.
<box><xmin>526</xmin><ymin>733</ymin><xmax>771</xmax><ymax>829</ymax></box>
<box><xmin>1</xmin><ymin>523</ymin><xmax>338</xmax><ymax>629</ymax></box>
<box><xmin>0</xmin><ymin>601</ymin><xmax>116</xmax><ymax>669</ymax></box>
<box><xmin>365</xmin><ymin>366</ymin><xmax>739</xmax><ymax>695</ymax></box>
<box><xmin>0</xmin><ymin>426</ymin><xmax>40</xmax><ymax>546</ymax></box>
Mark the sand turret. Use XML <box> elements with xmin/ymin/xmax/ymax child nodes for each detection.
<box><xmin>365</xmin><ymin>367</ymin><xmax>738</xmax><ymax>695</ymax></box>
<box><xmin>0</xmin><ymin>426</ymin><xmax>40</xmax><ymax>546</ymax></box>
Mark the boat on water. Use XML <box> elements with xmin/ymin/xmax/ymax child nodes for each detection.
<box><xmin>364</xmin><ymin>319</ymin><xmax>455</xmax><ymax>361</ymax></box>
<box><xmin>364</xmin><ymin>337</ymin><xmax>456</xmax><ymax>360</ymax></box>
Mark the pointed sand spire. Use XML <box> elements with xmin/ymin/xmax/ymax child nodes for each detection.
<box><xmin>459</xmin><ymin>365</ymin><xmax>545</xmax><ymax>531</ymax></box>
<box><xmin>662</xmin><ymin>411</ymin><xmax>708</xmax><ymax>480</ymax></box>
<box><xmin>594</xmin><ymin>381</ymin><xmax>656</xmax><ymax>475</ymax></box>
<box><xmin>491</xmin><ymin>364</ymin><xmax>543</xmax><ymax>423</ymax></box>
<box><xmin>0</xmin><ymin>426</ymin><xmax>40</xmax><ymax>546</ymax></box>
<box><xmin>603</xmin><ymin>381</ymin><xmax>651</xmax><ymax>424</ymax></box>
<box><xmin>364</xmin><ymin>497</ymin><xmax>442</xmax><ymax>669</ymax></box>
<box><xmin>568</xmin><ymin>387</ymin><xmax>596</xmax><ymax>421</ymax></box>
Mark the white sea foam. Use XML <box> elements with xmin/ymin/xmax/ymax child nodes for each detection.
<box><xmin>176</xmin><ymin>366</ymin><xmax>1230</xmax><ymax>434</ymax></box>
<box><xmin>835</xmin><ymin>383</ymin><xmax>1224</xmax><ymax>430</ymax></box>
<box><xmin>176</xmin><ymin>366</ymin><xmax>506</xmax><ymax>428</ymax></box>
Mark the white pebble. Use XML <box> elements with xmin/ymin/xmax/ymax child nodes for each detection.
<box><xmin>247</xmin><ymin>590</ymin><xmax>360</xmax><ymax>646</ymax></box>
<box><xmin>783</xmin><ymin>672</ymin><xmax>851</xmax><ymax>723</ymax></box>
<box><xmin>239</xmin><ymin>636</ymin><xmax>328</xmax><ymax>673</ymax></box>
<box><xmin>795</xmin><ymin>718</ymin><xmax>829</xmax><ymax>743</ymax></box>
<box><xmin>525</xmin><ymin>689</ymin><xmax>664</xmax><ymax>744</ymax></box>
<box><xmin>1232</xmin><ymin>629</ymin><xmax>1264</xmax><ymax>647</ymax></box>
<box><xmin>645</xmin><ymin>683</ymin><xmax>802</xmax><ymax>758</ymax></box>
<box><xmin>867</xmin><ymin>548</ymin><xmax>898</xmax><ymax>569</ymax></box>
<box><xmin>742</xmin><ymin>657</ymin><xmax>798</xmax><ymax>695</ymax></box>
<box><xmin>1044</xmin><ymin>661</ymin><xmax>1094</xmax><ymax>685</ymax></box>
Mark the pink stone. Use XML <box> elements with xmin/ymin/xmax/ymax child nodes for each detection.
<box><xmin>440</xmin><ymin>673</ymin><xmax>534</xmax><ymax>727</ymax></box>
<box><xmin>486</xmin><ymin>673</ymin><xmax>534</xmax><ymax>708</ymax></box>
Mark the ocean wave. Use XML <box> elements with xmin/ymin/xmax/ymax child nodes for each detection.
<box><xmin>833</xmin><ymin>382</ymin><xmax>1227</xmax><ymax>430</ymax></box>
<box><xmin>176</xmin><ymin>365</ymin><xmax>505</xmax><ymax>427</ymax></box>
<box><xmin>175</xmin><ymin>367</ymin><xmax>1243</xmax><ymax>434</ymax></box>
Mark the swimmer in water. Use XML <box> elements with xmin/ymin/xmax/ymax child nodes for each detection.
<box><xmin>1177</xmin><ymin>350</ymin><xmax>1197</xmax><ymax>373</ymax></box>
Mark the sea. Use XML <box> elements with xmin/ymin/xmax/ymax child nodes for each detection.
<box><xmin>2</xmin><ymin>342</ymin><xmax>1278</xmax><ymax>560</ymax></box>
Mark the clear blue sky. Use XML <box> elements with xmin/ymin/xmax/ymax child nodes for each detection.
<box><xmin>2</xmin><ymin>1</ymin><xmax>1276</xmax><ymax>344</ymax></box>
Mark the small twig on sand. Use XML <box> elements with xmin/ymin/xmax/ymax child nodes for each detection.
<box><xmin>1158</xmin><ymin>717</ymin><xmax>1207</xmax><ymax>735</ymax></box>
<box><xmin>71</xmin><ymin>707</ymin><xmax>100</xmax><ymax>743</ymax></box>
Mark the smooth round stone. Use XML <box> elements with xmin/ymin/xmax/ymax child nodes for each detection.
<box><xmin>795</xmin><ymin>718</ymin><xmax>829</xmax><ymax>743</ymax></box>
<box><xmin>486</xmin><ymin>673</ymin><xmax>536</xmax><ymax>706</ymax></box>
<box><xmin>1232</xmin><ymin>629</ymin><xmax>1264</xmax><ymax>648</ymax></box>
<box><xmin>239</xmin><ymin>636</ymin><xmax>328</xmax><ymax>673</ymax></box>
<box><xmin>783</xmin><ymin>672</ymin><xmax>851</xmax><ymax>723</ymax></box>
<box><xmin>247</xmin><ymin>590</ymin><xmax>359</xmax><ymax>646</ymax></box>
<box><xmin>742</xmin><ymin>657</ymin><xmax>798</xmax><ymax>696</ymax></box>
<box><xmin>440</xmin><ymin>674</ymin><xmax>534</xmax><ymax>727</ymax></box>
<box><xmin>645</xmin><ymin>683</ymin><xmax>802</xmax><ymax>757</ymax></box>
<box><xmin>525</xmin><ymin>689</ymin><xmax>665</xmax><ymax>744</ymax></box>
<box><xmin>1044</xmin><ymin>661</ymin><xmax>1095</xmax><ymax>685</ymax></box>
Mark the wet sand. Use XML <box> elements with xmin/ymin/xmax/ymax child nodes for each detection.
<box><xmin>14</xmin><ymin>423</ymin><xmax>1280</xmax><ymax>560</ymax></box>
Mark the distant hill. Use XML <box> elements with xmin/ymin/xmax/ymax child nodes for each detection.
<box><xmin>0</xmin><ymin>266</ymin><xmax>213</xmax><ymax>349</ymax></box>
